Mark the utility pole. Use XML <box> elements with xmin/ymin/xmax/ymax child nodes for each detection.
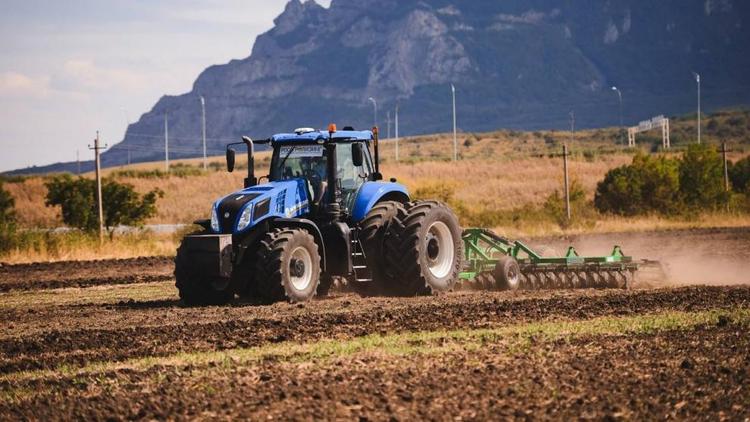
<box><xmin>88</xmin><ymin>132</ymin><xmax>107</xmax><ymax>244</ymax></box>
<box><xmin>694</xmin><ymin>72</ymin><xmax>701</xmax><ymax>144</ymax></box>
<box><xmin>563</xmin><ymin>144</ymin><xmax>571</xmax><ymax>222</ymax></box>
<box><xmin>451</xmin><ymin>84</ymin><xmax>457</xmax><ymax>161</ymax></box>
<box><xmin>569</xmin><ymin>110</ymin><xmax>575</xmax><ymax>143</ymax></box>
<box><xmin>76</xmin><ymin>150</ymin><xmax>80</xmax><ymax>175</ymax></box>
<box><xmin>164</xmin><ymin>112</ymin><xmax>169</xmax><ymax>173</ymax></box>
<box><xmin>386</xmin><ymin>110</ymin><xmax>391</xmax><ymax>140</ymax></box>
<box><xmin>200</xmin><ymin>96</ymin><xmax>207</xmax><ymax>171</ymax></box>
<box><xmin>395</xmin><ymin>104</ymin><xmax>400</xmax><ymax>162</ymax></box>
<box><xmin>120</xmin><ymin>107</ymin><xmax>131</xmax><ymax>167</ymax></box>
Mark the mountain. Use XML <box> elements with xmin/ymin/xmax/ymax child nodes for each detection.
<box><xmin>10</xmin><ymin>0</ymin><xmax>750</xmax><ymax>173</ymax></box>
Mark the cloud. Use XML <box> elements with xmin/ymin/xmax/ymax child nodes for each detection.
<box><xmin>0</xmin><ymin>71</ymin><xmax>50</xmax><ymax>98</ymax></box>
<box><xmin>50</xmin><ymin>59</ymin><xmax>150</xmax><ymax>96</ymax></box>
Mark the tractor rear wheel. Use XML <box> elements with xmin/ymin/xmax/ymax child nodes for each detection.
<box><xmin>255</xmin><ymin>228</ymin><xmax>321</xmax><ymax>303</ymax></box>
<box><xmin>358</xmin><ymin>200</ymin><xmax>406</xmax><ymax>294</ymax></box>
<box><xmin>174</xmin><ymin>242</ymin><xmax>234</xmax><ymax>306</ymax></box>
<box><xmin>493</xmin><ymin>256</ymin><xmax>521</xmax><ymax>290</ymax></box>
<box><xmin>385</xmin><ymin>201</ymin><xmax>463</xmax><ymax>296</ymax></box>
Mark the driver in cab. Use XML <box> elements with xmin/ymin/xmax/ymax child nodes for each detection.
<box><xmin>299</xmin><ymin>156</ymin><xmax>327</xmax><ymax>206</ymax></box>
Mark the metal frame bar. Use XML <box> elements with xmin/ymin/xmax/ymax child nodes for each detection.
<box><xmin>460</xmin><ymin>228</ymin><xmax>637</xmax><ymax>280</ymax></box>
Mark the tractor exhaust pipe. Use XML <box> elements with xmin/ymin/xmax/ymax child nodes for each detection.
<box><xmin>226</xmin><ymin>136</ymin><xmax>258</xmax><ymax>188</ymax></box>
<box><xmin>241</xmin><ymin>136</ymin><xmax>257</xmax><ymax>188</ymax></box>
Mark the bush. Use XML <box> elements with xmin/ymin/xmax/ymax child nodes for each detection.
<box><xmin>727</xmin><ymin>116</ymin><xmax>745</xmax><ymax>127</ymax></box>
<box><xmin>543</xmin><ymin>180</ymin><xmax>597</xmax><ymax>229</ymax></box>
<box><xmin>729</xmin><ymin>156</ymin><xmax>750</xmax><ymax>192</ymax></box>
<box><xmin>112</xmin><ymin>163</ymin><xmax>204</xmax><ymax>179</ymax></box>
<box><xmin>594</xmin><ymin>153</ymin><xmax>680</xmax><ymax>216</ymax></box>
<box><xmin>0</xmin><ymin>181</ymin><xmax>17</xmax><ymax>252</ymax></box>
<box><xmin>45</xmin><ymin>175</ymin><xmax>163</xmax><ymax>235</ymax></box>
<box><xmin>679</xmin><ymin>144</ymin><xmax>728</xmax><ymax>209</ymax></box>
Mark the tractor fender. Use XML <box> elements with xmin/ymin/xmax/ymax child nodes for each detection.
<box><xmin>270</xmin><ymin>218</ymin><xmax>327</xmax><ymax>272</ymax></box>
<box><xmin>351</xmin><ymin>182</ymin><xmax>410</xmax><ymax>222</ymax></box>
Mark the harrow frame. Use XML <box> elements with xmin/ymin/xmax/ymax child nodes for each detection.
<box><xmin>459</xmin><ymin>228</ymin><xmax>639</xmax><ymax>289</ymax></box>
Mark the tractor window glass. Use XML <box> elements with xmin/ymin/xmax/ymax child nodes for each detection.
<box><xmin>336</xmin><ymin>142</ymin><xmax>370</xmax><ymax>213</ymax></box>
<box><xmin>271</xmin><ymin>145</ymin><xmax>327</xmax><ymax>181</ymax></box>
<box><xmin>271</xmin><ymin>145</ymin><xmax>328</xmax><ymax>203</ymax></box>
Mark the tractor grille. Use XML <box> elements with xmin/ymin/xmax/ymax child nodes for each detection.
<box><xmin>217</xmin><ymin>193</ymin><xmax>260</xmax><ymax>233</ymax></box>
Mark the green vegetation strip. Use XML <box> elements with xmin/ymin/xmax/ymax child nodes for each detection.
<box><xmin>2</xmin><ymin>307</ymin><xmax>748</xmax><ymax>387</ymax></box>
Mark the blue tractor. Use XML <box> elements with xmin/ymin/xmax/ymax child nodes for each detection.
<box><xmin>175</xmin><ymin>125</ymin><xmax>464</xmax><ymax>305</ymax></box>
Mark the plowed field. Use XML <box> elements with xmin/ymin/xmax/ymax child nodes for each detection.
<box><xmin>1</xmin><ymin>228</ymin><xmax>748</xmax><ymax>420</ymax></box>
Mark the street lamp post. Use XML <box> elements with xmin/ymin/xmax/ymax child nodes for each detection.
<box><xmin>693</xmin><ymin>72</ymin><xmax>701</xmax><ymax>144</ymax></box>
<box><xmin>451</xmin><ymin>84</ymin><xmax>457</xmax><ymax>161</ymax></box>
<box><xmin>395</xmin><ymin>104</ymin><xmax>399</xmax><ymax>162</ymax></box>
<box><xmin>386</xmin><ymin>110</ymin><xmax>391</xmax><ymax>140</ymax></box>
<box><xmin>611</xmin><ymin>86</ymin><xmax>623</xmax><ymax>143</ymax></box>
<box><xmin>120</xmin><ymin>107</ymin><xmax>131</xmax><ymax>165</ymax></box>
<box><xmin>200</xmin><ymin>96</ymin><xmax>207</xmax><ymax>170</ymax></box>
<box><xmin>368</xmin><ymin>97</ymin><xmax>378</xmax><ymax>129</ymax></box>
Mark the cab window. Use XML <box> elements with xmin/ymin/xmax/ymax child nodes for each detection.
<box><xmin>336</xmin><ymin>142</ymin><xmax>371</xmax><ymax>212</ymax></box>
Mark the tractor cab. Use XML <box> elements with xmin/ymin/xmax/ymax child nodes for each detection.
<box><xmin>269</xmin><ymin>128</ymin><xmax>376</xmax><ymax>215</ymax></box>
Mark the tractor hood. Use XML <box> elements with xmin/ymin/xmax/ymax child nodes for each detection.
<box><xmin>212</xmin><ymin>179</ymin><xmax>310</xmax><ymax>234</ymax></box>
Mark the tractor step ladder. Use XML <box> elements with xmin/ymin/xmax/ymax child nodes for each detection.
<box><xmin>351</xmin><ymin>234</ymin><xmax>372</xmax><ymax>283</ymax></box>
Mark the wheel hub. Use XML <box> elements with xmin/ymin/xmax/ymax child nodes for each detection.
<box><xmin>425</xmin><ymin>221</ymin><xmax>455</xmax><ymax>279</ymax></box>
<box><xmin>427</xmin><ymin>236</ymin><xmax>440</xmax><ymax>261</ymax></box>
<box><xmin>290</xmin><ymin>258</ymin><xmax>305</xmax><ymax>278</ymax></box>
<box><xmin>289</xmin><ymin>246</ymin><xmax>314</xmax><ymax>291</ymax></box>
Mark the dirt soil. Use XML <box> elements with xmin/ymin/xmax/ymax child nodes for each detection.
<box><xmin>3</xmin><ymin>322</ymin><xmax>747</xmax><ymax>421</ymax></box>
<box><xmin>0</xmin><ymin>256</ymin><xmax>174</xmax><ymax>292</ymax></box>
<box><xmin>0</xmin><ymin>227</ymin><xmax>749</xmax><ymax>420</ymax></box>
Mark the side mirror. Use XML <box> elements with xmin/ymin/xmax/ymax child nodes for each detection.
<box><xmin>352</xmin><ymin>143</ymin><xmax>364</xmax><ymax>167</ymax></box>
<box><xmin>226</xmin><ymin>148</ymin><xmax>236</xmax><ymax>173</ymax></box>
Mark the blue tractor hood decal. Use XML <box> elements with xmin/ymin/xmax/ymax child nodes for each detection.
<box><xmin>213</xmin><ymin>179</ymin><xmax>310</xmax><ymax>234</ymax></box>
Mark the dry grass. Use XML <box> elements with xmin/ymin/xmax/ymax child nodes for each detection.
<box><xmin>0</xmin><ymin>231</ymin><xmax>179</xmax><ymax>264</ymax></box>
<box><xmin>3</xmin><ymin>122</ymin><xmax>749</xmax><ymax>262</ymax></box>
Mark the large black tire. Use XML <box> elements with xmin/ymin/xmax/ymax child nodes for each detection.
<box><xmin>384</xmin><ymin>201</ymin><xmax>464</xmax><ymax>296</ymax></box>
<box><xmin>493</xmin><ymin>256</ymin><xmax>521</xmax><ymax>291</ymax></box>
<box><xmin>358</xmin><ymin>200</ymin><xmax>406</xmax><ymax>294</ymax></box>
<box><xmin>174</xmin><ymin>243</ymin><xmax>234</xmax><ymax>306</ymax></box>
<box><xmin>255</xmin><ymin>228</ymin><xmax>321</xmax><ymax>303</ymax></box>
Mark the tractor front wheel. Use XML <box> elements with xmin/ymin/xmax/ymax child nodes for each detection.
<box><xmin>256</xmin><ymin>228</ymin><xmax>321</xmax><ymax>303</ymax></box>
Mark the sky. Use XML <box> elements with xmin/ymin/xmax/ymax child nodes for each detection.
<box><xmin>0</xmin><ymin>0</ymin><xmax>331</xmax><ymax>172</ymax></box>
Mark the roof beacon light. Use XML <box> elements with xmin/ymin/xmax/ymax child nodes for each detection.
<box><xmin>328</xmin><ymin>123</ymin><xmax>337</xmax><ymax>133</ymax></box>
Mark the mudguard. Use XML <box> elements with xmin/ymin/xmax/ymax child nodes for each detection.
<box><xmin>270</xmin><ymin>218</ymin><xmax>327</xmax><ymax>272</ymax></box>
<box><xmin>351</xmin><ymin>182</ymin><xmax>409</xmax><ymax>222</ymax></box>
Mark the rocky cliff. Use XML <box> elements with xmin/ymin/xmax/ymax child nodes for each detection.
<box><xmin>68</xmin><ymin>0</ymin><xmax>750</xmax><ymax>167</ymax></box>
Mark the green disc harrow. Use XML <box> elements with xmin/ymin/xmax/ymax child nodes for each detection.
<box><xmin>460</xmin><ymin>228</ymin><xmax>639</xmax><ymax>290</ymax></box>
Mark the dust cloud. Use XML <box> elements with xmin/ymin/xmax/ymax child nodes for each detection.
<box><xmin>531</xmin><ymin>227</ymin><xmax>750</xmax><ymax>287</ymax></box>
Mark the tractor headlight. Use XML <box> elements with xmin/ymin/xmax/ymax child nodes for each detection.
<box><xmin>210</xmin><ymin>206</ymin><xmax>220</xmax><ymax>232</ymax></box>
<box><xmin>236</xmin><ymin>204</ymin><xmax>253</xmax><ymax>231</ymax></box>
